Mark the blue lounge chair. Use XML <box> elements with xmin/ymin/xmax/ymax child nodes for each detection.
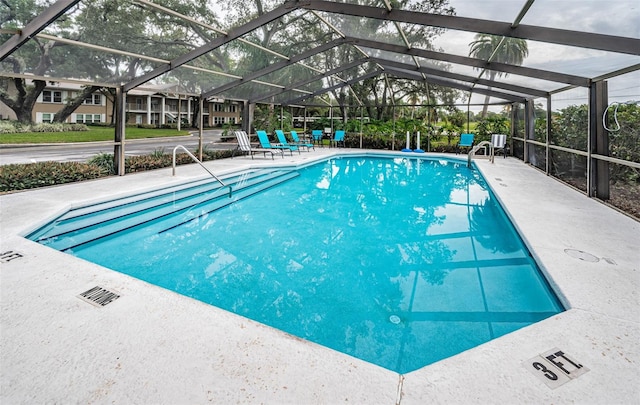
<box><xmin>256</xmin><ymin>130</ymin><xmax>294</xmax><ymax>156</ymax></box>
<box><xmin>274</xmin><ymin>129</ymin><xmax>300</xmax><ymax>154</ymax></box>
<box><xmin>457</xmin><ymin>133</ymin><xmax>474</xmax><ymax>154</ymax></box>
<box><xmin>311</xmin><ymin>129</ymin><xmax>323</xmax><ymax>146</ymax></box>
<box><xmin>290</xmin><ymin>130</ymin><xmax>314</xmax><ymax>151</ymax></box>
<box><xmin>233</xmin><ymin>130</ymin><xmax>284</xmax><ymax>160</ymax></box>
<box><xmin>331</xmin><ymin>130</ymin><xmax>345</xmax><ymax>148</ymax></box>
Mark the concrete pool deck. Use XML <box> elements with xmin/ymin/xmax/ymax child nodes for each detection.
<box><xmin>1</xmin><ymin>149</ymin><xmax>638</xmax><ymax>404</ymax></box>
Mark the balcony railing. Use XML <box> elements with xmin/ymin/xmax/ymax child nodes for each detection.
<box><xmin>126</xmin><ymin>103</ymin><xmax>162</xmax><ymax>112</ymax></box>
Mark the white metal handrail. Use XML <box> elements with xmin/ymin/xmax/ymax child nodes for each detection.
<box><xmin>467</xmin><ymin>140</ymin><xmax>494</xmax><ymax>168</ymax></box>
<box><xmin>172</xmin><ymin>145</ymin><xmax>232</xmax><ymax>197</ymax></box>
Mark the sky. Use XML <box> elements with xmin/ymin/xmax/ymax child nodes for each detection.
<box><xmin>435</xmin><ymin>0</ymin><xmax>640</xmax><ymax>112</ymax></box>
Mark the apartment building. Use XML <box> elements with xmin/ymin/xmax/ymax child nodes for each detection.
<box><xmin>126</xmin><ymin>84</ymin><xmax>240</xmax><ymax>127</ymax></box>
<box><xmin>35</xmin><ymin>83</ymin><xmax>109</xmax><ymax>124</ymax></box>
<box><xmin>0</xmin><ymin>79</ymin><xmax>241</xmax><ymax>127</ymax></box>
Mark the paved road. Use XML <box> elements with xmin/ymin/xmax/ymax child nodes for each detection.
<box><xmin>0</xmin><ymin>130</ymin><xmax>234</xmax><ymax>165</ymax></box>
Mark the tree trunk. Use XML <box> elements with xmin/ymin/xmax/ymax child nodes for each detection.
<box><xmin>53</xmin><ymin>86</ymin><xmax>102</xmax><ymax>123</ymax></box>
<box><xmin>481</xmin><ymin>72</ymin><xmax>496</xmax><ymax>118</ymax></box>
<box><xmin>0</xmin><ymin>78</ymin><xmax>47</xmax><ymax>124</ymax></box>
<box><xmin>191</xmin><ymin>98</ymin><xmax>199</xmax><ymax>129</ymax></box>
<box><xmin>481</xmin><ymin>94</ymin><xmax>490</xmax><ymax>118</ymax></box>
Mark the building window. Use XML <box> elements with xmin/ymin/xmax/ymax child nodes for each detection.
<box><xmin>230</xmin><ymin>104</ymin><xmax>237</xmax><ymax>113</ymax></box>
<box><xmin>214</xmin><ymin>103</ymin><xmax>224</xmax><ymax>112</ymax></box>
<box><xmin>42</xmin><ymin>113</ymin><xmax>53</xmax><ymax>123</ymax></box>
<box><xmin>213</xmin><ymin>116</ymin><xmax>224</xmax><ymax>125</ymax></box>
<box><xmin>42</xmin><ymin>90</ymin><xmax>61</xmax><ymax>103</ymax></box>
<box><xmin>75</xmin><ymin>114</ymin><xmax>102</xmax><ymax>124</ymax></box>
<box><xmin>84</xmin><ymin>93</ymin><xmax>102</xmax><ymax>105</ymax></box>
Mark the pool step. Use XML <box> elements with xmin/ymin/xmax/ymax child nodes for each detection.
<box><xmin>28</xmin><ymin>169</ymin><xmax>285</xmax><ymax>241</ymax></box>
<box><xmin>31</xmin><ymin>170</ymin><xmax>299</xmax><ymax>251</ymax></box>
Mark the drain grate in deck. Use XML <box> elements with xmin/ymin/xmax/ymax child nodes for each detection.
<box><xmin>1</xmin><ymin>250</ymin><xmax>24</xmax><ymax>263</ymax></box>
<box><xmin>78</xmin><ymin>286</ymin><xmax>120</xmax><ymax>307</ymax></box>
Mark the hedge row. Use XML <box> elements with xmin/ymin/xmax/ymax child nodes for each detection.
<box><xmin>344</xmin><ymin>133</ymin><xmax>460</xmax><ymax>153</ymax></box>
<box><xmin>0</xmin><ymin>121</ymin><xmax>90</xmax><ymax>134</ymax></box>
<box><xmin>0</xmin><ymin>149</ymin><xmax>236</xmax><ymax>192</ymax></box>
<box><xmin>0</xmin><ymin>161</ymin><xmax>105</xmax><ymax>191</ymax></box>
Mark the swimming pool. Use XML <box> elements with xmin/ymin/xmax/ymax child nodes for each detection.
<box><xmin>28</xmin><ymin>155</ymin><xmax>563</xmax><ymax>373</ymax></box>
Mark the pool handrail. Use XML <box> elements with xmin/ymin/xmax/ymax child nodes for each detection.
<box><xmin>172</xmin><ymin>145</ymin><xmax>232</xmax><ymax>197</ymax></box>
<box><xmin>467</xmin><ymin>140</ymin><xmax>494</xmax><ymax>168</ymax></box>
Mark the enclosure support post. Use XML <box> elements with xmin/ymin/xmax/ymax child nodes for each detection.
<box><xmin>177</xmin><ymin>94</ymin><xmax>181</xmax><ymax>132</ymax></box>
<box><xmin>546</xmin><ymin>96</ymin><xmax>552</xmax><ymax>175</ymax></box>
<box><xmin>329</xmin><ymin>105</ymin><xmax>333</xmax><ymax>133</ymax></box>
<box><xmin>114</xmin><ymin>86</ymin><xmax>126</xmax><ymax>176</ymax></box>
<box><xmin>524</xmin><ymin>99</ymin><xmax>536</xmax><ymax>165</ymax></box>
<box><xmin>198</xmin><ymin>96</ymin><xmax>204</xmax><ymax>161</ymax></box>
<box><xmin>510</xmin><ymin>102</ymin><xmax>517</xmax><ymax>158</ymax></box>
<box><xmin>588</xmin><ymin>80</ymin><xmax>609</xmax><ymax>199</ymax></box>
<box><xmin>392</xmin><ymin>105</ymin><xmax>396</xmax><ymax>150</ymax></box>
<box><xmin>360</xmin><ymin>106</ymin><xmax>363</xmax><ymax>149</ymax></box>
<box><xmin>242</xmin><ymin>101</ymin><xmax>253</xmax><ymax>134</ymax></box>
<box><xmin>466</xmin><ymin>92</ymin><xmax>471</xmax><ymax>134</ymax></box>
<box><xmin>280</xmin><ymin>105</ymin><xmax>284</xmax><ymax>129</ymax></box>
<box><xmin>303</xmin><ymin>107</ymin><xmax>307</xmax><ymax>134</ymax></box>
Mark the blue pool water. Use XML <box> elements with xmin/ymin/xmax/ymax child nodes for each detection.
<box><xmin>30</xmin><ymin>155</ymin><xmax>563</xmax><ymax>373</ymax></box>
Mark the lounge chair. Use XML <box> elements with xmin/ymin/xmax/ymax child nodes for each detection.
<box><xmin>331</xmin><ymin>130</ymin><xmax>345</xmax><ymax>148</ymax></box>
<box><xmin>274</xmin><ymin>129</ymin><xmax>301</xmax><ymax>154</ymax></box>
<box><xmin>233</xmin><ymin>130</ymin><xmax>284</xmax><ymax>160</ymax></box>
<box><xmin>311</xmin><ymin>129</ymin><xmax>323</xmax><ymax>146</ymax></box>
<box><xmin>490</xmin><ymin>134</ymin><xmax>508</xmax><ymax>162</ymax></box>
<box><xmin>456</xmin><ymin>133</ymin><xmax>474</xmax><ymax>154</ymax></box>
<box><xmin>256</xmin><ymin>130</ymin><xmax>294</xmax><ymax>156</ymax></box>
<box><xmin>290</xmin><ymin>130</ymin><xmax>314</xmax><ymax>151</ymax></box>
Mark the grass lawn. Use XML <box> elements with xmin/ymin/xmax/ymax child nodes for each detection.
<box><xmin>0</xmin><ymin>126</ymin><xmax>191</xmax><ymax>144</ymax></box>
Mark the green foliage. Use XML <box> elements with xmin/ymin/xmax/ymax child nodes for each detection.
<box><xmin>124</xmin><ymin>148</ymin><xmax>234</xmax><ymax>172</ymax></box>
<box><xmin>201</xmin><ymin>148</ymin><xmax>235</xmax><ymax>161</ymax></box>
<box><xmin>0</xmin><ymin>121</ymin><xmax>89</xmax><ymax>134</ymax></box>
<box><xmin>221</xmin><ymin>122</ymin><xmax>239</xmax><ymax>138</ymax></box>
<box><xmin>87</xmin><ymin>153</ymin><xmax>116</xmax><ymax>175</ymax></box>
<box><xmin>474</xmin><ymin>116</ymin><xmax>509</xmax><ymax>142</ymax></box>
<box><xmin>0</xmin><ymin>121</ymin><xmax>27</xmax><ymax>134</ymax></box>
<box><xmin>253</xmin><ymin>105</ymin><xmax>292</xmax><ymax>133</ymax></box>
<box><xmin>551</xmin><ymin>104</ymin><xmax>588</xmax><ymax>150</ymax></box>
<box><xmin>551</xmin><ymin>103</ymin><xmax>640</xmax><ymax>184</ymax></box>
<box><xmin>0</xmin><ymin>145</ymin><xmax>235</xmax><ymax>192</ymax></box>
<box><xmin>607</xmin><ymin>103</ymin><xmax>640</xmax><ymax>183</ymax></box>
<box><xmin>0</xmin><ymin>161</ymin><xmax>105</xmax><ymax>192</ymax></box>
<box><xmin>150</xmin><ymin>148</ymin><xmax>166</xmax><ymax>158</ymax></box>
<box><xmin>0</xmin><ymin>126</ymin><xmax>189</xmax><ymax>144</ymax></box>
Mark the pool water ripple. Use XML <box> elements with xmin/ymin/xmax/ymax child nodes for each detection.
<box><xmin>31</xmin><ymin>156</ymin><xmax>563</xmax><ymax>373</ymax></box>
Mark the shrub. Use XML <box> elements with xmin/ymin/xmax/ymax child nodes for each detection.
<box><xmin>0</xmin><ymin>121</ymin><xmax>21</xmax><ymax>134</ymax></box>
<box><xmin>0</xmin><ymin>121</ymin><xmax>90</xmax><ymax>134</ymax></box>
<box><xmin>30</xmin><ymin>123</ymin><xmax>66</xmax><ymax>133</ymax></box>
<box><xmin>0</xmin><ymin>161</ymin><xmax>105</xmax><ymax>192</ymax></box>
<box><xmin>150</xmin><ymin>148</ymin><xmax>166</xmax><ymax>158</ymax></box>
<box><xmin>201</xmin><ymin>148</ymin><xmax>235</xmax><ymax>161</ymax></box>
<box><xmin>125</xmin><ymin>154</ymin><xmax>172</xmax><ymax>172</ymax></box>
<box><xmin>1</xmin><ymin>146</ymin><xmax>236</xmax><ymax>192</ymax></box>
<box><xmin>87</xmin><ymin>153</ymin><xmax>116</xmax><ymax>175</ymax></box>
